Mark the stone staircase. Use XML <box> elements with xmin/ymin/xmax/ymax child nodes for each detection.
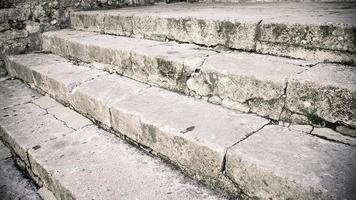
<box><xmin>1</xmin><ymin>1</ymin><xmax>356</xmax><ymax>200</ymax></box>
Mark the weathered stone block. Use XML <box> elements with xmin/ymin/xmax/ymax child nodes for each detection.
<box><xmin>111</xmin><ymin>86</ymin><xmax>269</xmax><ymax>181</ymax></box>
<box><xmin>259</xmin><ymin>22</ymin><xmax>356</xmax><ymax>53</ymax></box>
<box><xmin>226</xmin><ymin>125</ymin><xmax>356</xmax><ymax>200</ymax></box>
<box><xmin>42</xmin><ymin>30</ymin><xmax>215</xmax><ymax>93</ymax></box>
<box><xmin>286</xmin><ymin>63</ymin><xmax>356</xmax><ymax>128</ymax></box>
<box><xmin>187</xmin><ymin>52</ymin><xmax>307</xmax><ymax>119</ymax></box>
<box><xmin>70</xmin><ymin>74</ymin><xmax>149</xmax><ymax>127</ymax></box>
<box><xmin>0</xmin><ymin>79</ymin><xmax>228</xmax><ymax>200</ymax></box>
<box><xmin>70</xmin><ymin>2</ymin><xmax>356</xmax><ymax>64</ymax></box>
<box><xmin>6</xmin><ymin>53</ymin><xmax>105</xmax><ymax>104</ymax></box>
<box><xmin>71</xmin><ymin>10</ymin><xmax>260</xmax><ymax>51</ymax></box>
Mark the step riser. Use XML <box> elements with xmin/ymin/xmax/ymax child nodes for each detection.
<box><xmin>70</xmin><ymin>13</ymin><xmax>258</xmax><ymax>51</ymax></box>
<box><xmin>42</xmin><ymin>31</ymin><xmax>356</xmax><ymax>129</ymax></box>
<box><xmin>70</xmin><ymin>12</ymin><xmax>356</xmax><ymax>65</ymax></box>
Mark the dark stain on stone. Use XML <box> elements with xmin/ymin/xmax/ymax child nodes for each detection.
<box><xmin>166</xmin><ymin>51</ymin><xmax>179</xmax><ymax>54</ymax></box>
<box><xmin>307</xmin><ymin>112</ymin><xmax>325</xmax><ymax>126</ymax></box>
<box><xmin>271</xmin><ymin>23</ymin><xmax>287</xmax><ymax>39</ymax></box>
<box><xmin>157</xmin><ymin>58</ymin><xmax>176</xmax><ymax>79</ymax></box>
<box><xmin>180</xmin><ymin>126</ymin><xmax>195</xmax><ymax>134</ymax></box>
<box><xmin>142</xmin><ymin>124</ymin><xmax>157</xmax><ymax>143</ymax></box>
<box><xmin>218</xmin><ymin>21</ymin><xmax>239</xmax><ymax>46</ymax></box>
<box><xmin>32</xmin><ymin>145</ymin><xmax>41</xmax><ymax>150</ymax></box>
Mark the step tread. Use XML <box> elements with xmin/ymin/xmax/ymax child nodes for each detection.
<box><xmin>73</xmin><ymin>2</ymin><xmax>356</xmax><ymax>25</ymax></box>
<box><xmin>0</xmin><ymin>79</ymin><xmax>227</xmax><ymax>200</ymax></box>
<box><xmin>5</xmin><ymin>53</ymin><xmax>356</xmax><ymax>199</ymax></box>
<box><xmin>42</xmin><ymin>29</ymin><xmax>356</xmax><ymax>128</ymax></box>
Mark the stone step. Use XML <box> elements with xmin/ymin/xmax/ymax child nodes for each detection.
<box><xmin>42</xmin><ymin>29</ymin><xmax>356</xmax><ymax>130</ymax></box>
<box><xmin>0</xmin><ymin>78</ymin><xmax>229</xmax><ymax>200</ymax></box>
<box><xmin>4</xmin><ymin>53</ymin><xmax>356</xmax><ymax>199</ymax></box>
<box><xmin>70</xmin><ymin>2</ymin><xmax>356</xmax><ymax>65</ymax></box>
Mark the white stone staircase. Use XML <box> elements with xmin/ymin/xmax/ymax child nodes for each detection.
<box><xmin>1</xmin><ymin>1</ymin><xmax>356</xmax><ymax>200</ymax></box>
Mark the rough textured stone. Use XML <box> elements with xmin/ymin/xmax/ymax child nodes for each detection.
<box><xmin>71</xmin><ymin>4</ymin><xmax>260</xmax><ymax>51</ymax></box>
<box><xmin>71</xmin><ymin>2</ymin><xmax>356</xmax><ymax>64</ymax></box>
<box><xmin>187</xmin><ymin>51</ymin><xmax>308</xmax><ymax>119</ymax></box>
<box><xmin>336</xmin><ymin>125</ymin><xmax>356</xmax><ymax>138</ymax></box>
<box><xmin>42</xmin><ymin>29</ymin><xmax>216</xmax><ymax>93</ymax></box>
<box><xmin>0</xmin><ymin>79</ymin><xmax>228</xmax><ymax>200</ymax></box>
<box><xmin>71</xmin><ymin>74</ymin><xmax>149</xmax><ymax>127</ymax></box>
<box><xmin>111</xmin><ymin>86</ymin><xmax>269</xmax><ymax>181</ymax></box>
<box><xmin>0</xmin><ymin>0</ymin><xmax>154</xmax><ymax>84</ymax></box>
<box><xmin>6</xmin><ymin>53</ymin><xmax>106</xmax><ymax>104</ymax></box>
<box><xmin>0</xmin><ymin>79</ymin><xmax>40</xmax><ymax>109</ymax></box>
<box><xmin>41</xmin><ymin>30</ymin><xmax>356</xmax><ymax>127</ymax></box>
<box><xmin>7</xmin><ymin>52</ymin><xmax>356</xmax><ymax>199</ymax></box>
<box><xmin>0</xmin><ymin>102</ymin><xmax>72</xmax><ymax>166</ymax></box>
<box><xmin>6</xmin><ymin>52</ymin><xmax>272</xmax><ymax>196</ymax></box>
<box><xmin>0</xmin><ymin>140</ymin><xmax>42</xmax><ymax>200</ymax></box>
<box><xmin>33</xmin><ymin>95</ymin><xmax>58</xmax><ymax>110</ymax></box>
<box><xmin>288</xmin><ymin>124</ymin><xmax>313</xmax><ymax>133</ymax></box>
<box><xmin>28</xmin><ymin>125</ymin><xmax>227</xmax><ymax>200</ymax></box>
<box><xmin>286</xmin><ymin>63</ymin><xmax>356</xmax><ymax>128</ymax></box>
<box><xmin>226</xmin><ymin>125</ymin><xmax>356</xmax><ymax>200</ymax></box>
<box><xmin>38</xmin><ymin>187</ymin><xmax>56</xmax><ymax>200</ymax></box>
<box><xmin>312</xmin><ymin>127</ymin><xmax>356</xmax><ymax>146</ymax></box>
<box><xmin>47</xmin><ymin>105</ymin><xmax>92</xmax><ymax>130</ymax></box>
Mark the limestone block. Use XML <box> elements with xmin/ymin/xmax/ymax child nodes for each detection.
<box><xmin>226</xmin><ymin>125</ymin><xmax>356</xmax><ymax>199</ymax></box>
<box><xmin>286</xmin><ymin>63</ymin><xmax>356</xmax><ymax>128</ymax></box>
<box><xmin>111</xmin><ymin>86</ymin><xmax>269</xmax><ymax>180</ymax></box>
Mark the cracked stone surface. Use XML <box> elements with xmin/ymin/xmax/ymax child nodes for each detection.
<box><xmin>42</xmin><ymin>29</ymin><xmax>216</xmax><ymax>93</ymax></box>
<box><xmin>311</xmin><ymin>127</ymin><xmax>356</xmax><ymax>146</ymax></box>
<box><xmin>71</xmin><ymin>74</ymin><xmax>150</xmax><ymax>127</ymax></box>
<box><xmin>6</xmin><ymin>52</ymin><xmax>356</xmax><ymax>199</ymax></box>
<box><xmin>111</xmin><ymin>86</ymin><xmax>269</xmax><ymax>183</ymax></box>
<box><xmin>71</xmin><ymin>2</ymin><xmax>356</xmax><ymax>64</ymax></box>
<box><xmin>286</xmin><ymin>63</ymin><xmax>356</xmax><ymax>128</ymax></box>
<box><xmin>0</xmin><ymin>141</ymin><xmax>42</xmax><ymax>200</ymax></box>
<box><xmin>225</xmin><ymin>125</ymin><xmax>356</xmax><ymax>200</ymax></box>
<box><xmin>41</xmin><ymin>30</ymin><xmax>356</xmax><ymax>128</ymax></box>
<box><xmin>0</xmin><ymin>79</ymin><xmax>229</xmax><ymax>200</ymax></box>
<box><xmin>187</xmin><ymin>51</ymin><xmax>309</xmax><ymax>119</ymax></box>
<box><xmin>47</xmin><ymin>104</ymin><xmax>92</xmax><ymax>130</ymax></box>
<box><xmin>6</xmin><ymin>52</ymin><xmax>271</xmax><ymax>196</ymax></box>
<box><xmin>5</xmin><ymin>53</ymin><xmax>106</xmax><ymax>104</ymax></box>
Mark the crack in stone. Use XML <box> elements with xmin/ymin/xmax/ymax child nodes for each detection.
<box><xmin>295</xmin><ymin>62</ymin><xmax>319</xmax><ymax>75</ymax></box>
<box><xmin>163</xmin><ymin>35</ymin><xmax>221</xmax><ymax>53</ymax></box>
<box><xmin>69</xmin><ymin>73</ymin><xmax>104</xmax><ymax>94</ymax></box>
<box><xmin>220</xmin><ymin>121</ymin><xmax>272</xmax><ymax>174</ymax></box>
<box><xmin>252</xmin><ymin>19</ymin><xmax>263</xmax><ymax>51</ymax></box>
<box><xmin>307</xmin><ymin>126</ymin><xmax>355</xmax><ymax>146</ymax></box>
<box><xmin>277</xmin><ymin>80</ymin><xmax>289</xmax><ymax>121</ymax></box>
<box><xmin>108</xmin><ymin>108</ymin><xmax>114</xmax><ymax>128</ymax></box>
<box><xmin>30</xmin><ymin>102</ymin><xmax>76</xmax><ymax>132</ymax></box>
